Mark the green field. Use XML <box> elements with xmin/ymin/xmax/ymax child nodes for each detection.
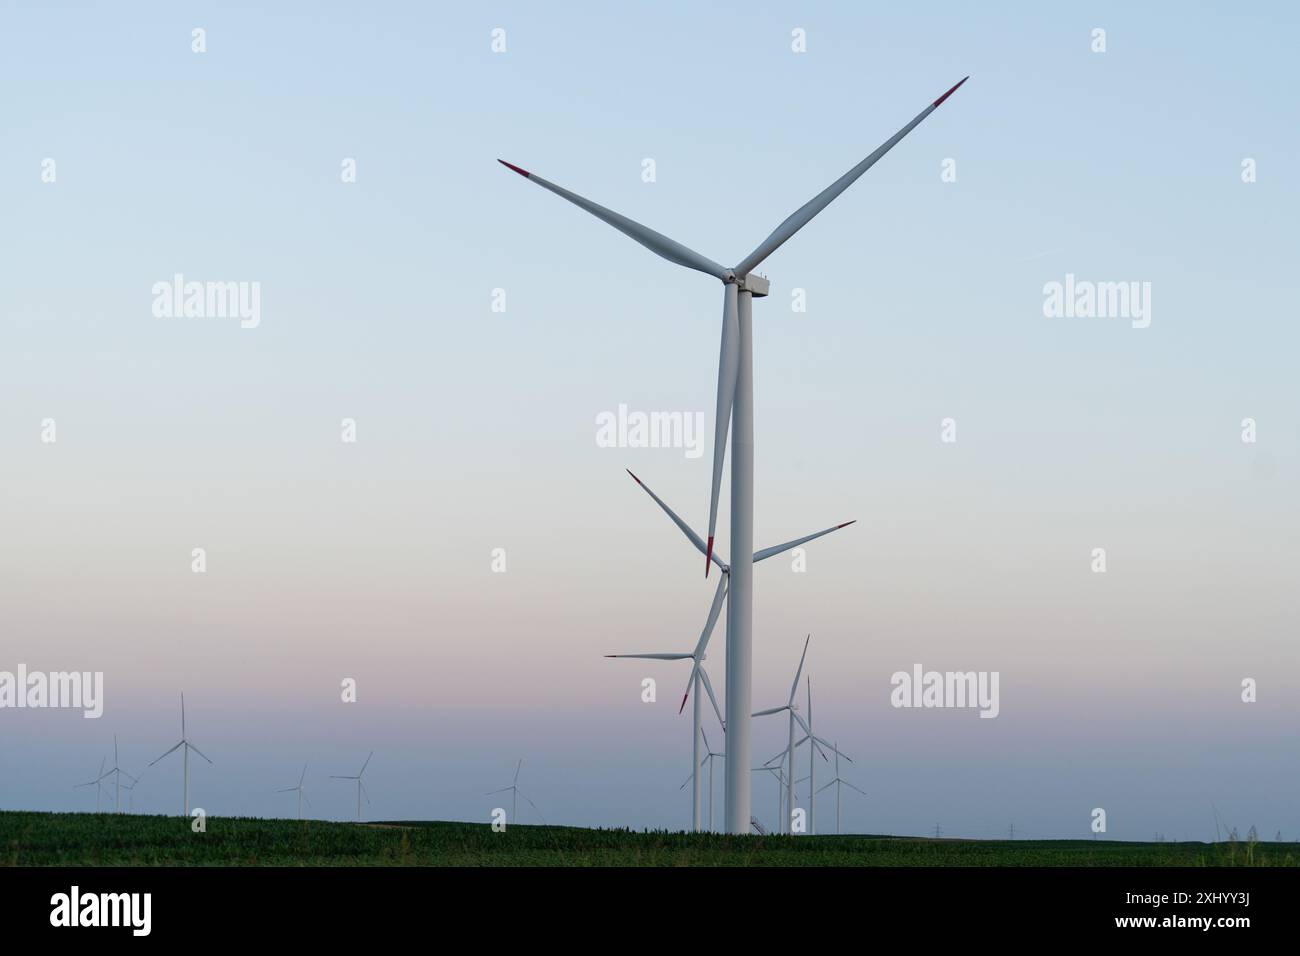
<box><xmin>3</xmin><ymin>812</ymin><xmax>1296</xmax><ymax>866</ymax></box>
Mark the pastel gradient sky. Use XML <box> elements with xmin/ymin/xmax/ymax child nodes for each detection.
<box><xmin>3</xmin><ymin>1</ymin><xmax>1297</xmax><ymax>840</ymax></box>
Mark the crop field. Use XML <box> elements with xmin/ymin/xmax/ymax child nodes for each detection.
<box><xmin>3</xmin><ymin>812</ymin><xmax>1297</xmax><ymax>866</ymax></box>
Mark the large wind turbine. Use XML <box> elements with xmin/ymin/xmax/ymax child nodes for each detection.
<box><xmin>619</xmin><ymin>468</ymin><xmax>851</xmax><ymax>830</ymax></box>
<box><xmin>331</xmin><ymin>752</ymin><xmax>373</xmax><ymax>822</ymax></box>
<box><xmin>148</xmin><ymin>693</ymin><xmax>212</xmax><ymax>817</ymax></box>
<box><xmin>277</xmin><ymin>763</ymin><xmax>311</xmax><ymax>820</ymax></box>
<box><xmin>500</xmin><ymin>76</ymin><xmax>968</xmax><ymax>831</ymax></box>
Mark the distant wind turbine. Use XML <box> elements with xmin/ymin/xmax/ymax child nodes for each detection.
<box><xmin>752</xmin><ymin>763</ymin><xmax>792</xmax><ymax>833</ymax></box>
<box><xmin>276</xmin><ymin>763</ymin><xmax>311</xmax><ymax>820</ymax></box>
<box><xmin>75</xmin><ymin>757</ymin><xmax>110</xmax><ymax>812</ymax></box>
<box><xmin>606</xmin><ymin>563</ymin><xmax>727</xmax><ymax>833</ymax></box>
<box><xmin>148</xmin><ymin>693</ymin><xmax>212</xmax><ymax>817</ymax></box>
<box><xmin>486</xmin><ymin>759</ymin><xmax>545</xmax><ymax>826</ymax></box>
<box><xmin>102</xmin><ymin>735</ymin><xmax>137</xmax><ymax>813</ymax></box>
<box><xmin>121</xmin><ymin>777</ymin><xmax>138</xmax><ymax>813</ymax></box>
<box><xmin>330</xmin><ymin>752</ymin><xmax>372</xmax><ymax>822</ymax></box>
<box><xmin>678</xmin><ymin>728</ymin><xmax>725</xmax><ymax>831</ymax></box>
<box><xmin>815</xmin><ymin>740</ymin><xmax>866</xmax><ymax>835</ymax></box>
<box><xmin>753</xmin><ymin>635</ymin><xmax>813</xmax><ymax>834</ymax></box>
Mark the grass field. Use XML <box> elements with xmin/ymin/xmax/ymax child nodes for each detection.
<box><xmin>4</xmin><ymin>812</ymin><xmax>1297</xmax><ymax>866</ymax></box>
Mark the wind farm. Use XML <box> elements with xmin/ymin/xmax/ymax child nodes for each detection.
<box><xmin>5</xmin><ymin>1</ymin><xmax>1298</xmax><ymax>892</ymax></box>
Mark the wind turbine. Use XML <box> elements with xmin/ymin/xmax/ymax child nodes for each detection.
<box><xmin>678</xmin><ymin>728</ymin><xmax>725</xmax><ymax>831</ymax></box>
<box><xmin>486</xmin><ymin>759</ymin><xmax>545</xmax><ymax>826</ymax></box>
<box><xmin>101</xmin><ymin>735</ymin><xmax>137</xmax><ymax>813</ymax></box>
<box><xmin>816</xmin><ymin>739</ymin><xmax>867</xmax><ymax>835</ymax></box>
<box><xmin>148</xmin><ymin>693</ymin><xmax>212</xmax><ymax>817</ymax></box>
<box><xmin>500</xmin><ymin>76</ymin><xmax>968</xmax><ymax>832</ymax></box>
<box><xmin>751</xmin><ymin>765</ymin><xmax>782</xmax><ymax>832</ymax></box>
<box><xmin>606</xmin><ymin>563</ymin><xmax>727</xmax><ymax>833</ymax></box>
<box><xmin>623</xmin><ymin>468</ymin><xmax>852</xmax><ymax>816</ymax></box>
<box><xmin>754</xmin><ymin>635</ymin><xmax>813</xmax><ymax>834</ymax></box>
<box><xmin>74</xmin><ymin>757</ymin><xmax>110</xmax><ymax>812</ymax></box>
<box><xmin>276</xmin><ymin>763</ymin><xmax>311</xmax><ymax>820</ymax></box>
<box><xmin>330</xmin><ymin>752</ymin><xmax>372</xmax><ymax>822</ymax></box>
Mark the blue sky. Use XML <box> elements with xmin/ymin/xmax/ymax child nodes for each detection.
<box><xmin>2</xmin><ymin>1</ymin><xmax>1297</xmax><ymax>840</ymax></box>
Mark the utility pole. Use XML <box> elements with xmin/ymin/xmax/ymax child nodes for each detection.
<box><xmin>933</xmin><ymin>823</ymin><xmax>942</xmax><ymax>839</ymax></box>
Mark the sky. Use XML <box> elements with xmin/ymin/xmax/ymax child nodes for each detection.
<box><xmin>2</xmin><ymin>1</ymin><xmax>1297</xmax><ymax>841</ymax></box>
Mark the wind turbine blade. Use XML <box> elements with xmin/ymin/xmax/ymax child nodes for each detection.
<box><xmin>605</xmin><ymin>652</ymin><xmax>693</xmax><ymax>660</ymax></box>
<box><xmin>788</xmin><ymin>635</ymin><xmax>811</xmax><ymax>706</ymax></box>
<box><xmin>754</xmin><ymin>521</ymin><xmax>856</xmax><ymax>563</ymax></box>
<box><xmin>844</xmin><ymin>782</ymin><xmax>869</xmax><ymax>796</ymax></box>
<box><xmin>114</xmin><ymin>735</ymin><xmax>119</xmax><ymax>764</ymax></box>
<box><xmin>813</xmin><ymin>735</ymin><xmax>851</xmax><ymax>761</ymax></box>
<box><xmin>187</xmin><ymin>743</ymin><xmax>213</xmax><ymax>764</ymax></box>
<box><xmin>360</xmin><ymin>751</ymin><xmax>373</xmax><ymax>776</ymax></box>
<box><xmin>148</xmin><ymin>741</ymin><xmax>183</xmax><ymax>766</ymax></box>
<box><xmin>752</xmin><ymin>705</ymin><xmax>788</xmax><ymax>718</ymax></box>
<box><xmin>360</xmin><ymin>781</ymin><xmax>371</xmax><ymax>805</ymax></box>
<box><xmin>275</xmin><ymin>787</ymin><xmax>297</xmax><ymax>793</ymax></box>
<box><xmin>679</xmin><ymin>772</ymin><xmax>694</xmax><ymax>791</ymax></box>
<box><xmin>484</xmin><ymin>787</ymin><xmax>512</xmax><ymax>795</ymax></box>
<box><xmin>698</xmin><ymin>667</ymin><xmax>725</xmax><ymax>731</ymax></box>
<box><xmin>815</xmin><ymin>780</ymin><xmax>837</xmax><ymax>795</ymax></box>
<box><xmin>331</xmin><ymin>775</ymin><xmax>357</xmax><ymax>780</ymax></box>
<box><xmin>705</xmin><ymin>283</ymin><xmax>739</xmax><ymax>576</ymax></box>
<box><xmin>625</xmin><ymin>470</ymin><xmax>725</xmax><ymax>571</ymax></box>
<box><xmin>763</xmin><ymin>747</ymin><xmax>790</xmax><ymax>767</ymax></box>
<box><xmin>301</xmin><ymin>792</ymin><xmax>312</xmax><ymax>809</ymax></box>
<box><xmin>520</xmin><ymin>791</ymin><xmax>546</xmax><ymax>824</ymax></box>
<box><xmin>513</xmin><ymin>759</ymin><xmax>522</xmax><ymax>785</ymax></box>
<box><xmin>497</xmin><ymin>160</ymin><xmax>729</xmax><ymax>280</ymax></box>
<box><xmin>689</xmin><ymin>574</ymin><xmax>729</xmax><ymax>663</ymax></box>
<box><xmin>181</xmin><ymin>692</ymin><xmax>186</xmax><ymax>738</ymax></box>
<box><xmin>299</xmin><ymin>763</ymin><xmax>307</xmax><ymax>787</ymax></box>
<box><xmin>792</xmin><ymin>711</ymin><xmax>814</xmax><ymax>739</ymax></box>
<box><xmin>733</xmin><ymin>77</ymin><xmax>969</xmax><ymax>277</ymax></box>
<box><xmin>678</xmin><ymin>574</ymin><xmax>729</xmax><ymax>714</ymax></box>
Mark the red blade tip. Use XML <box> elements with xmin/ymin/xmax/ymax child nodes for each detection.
<box><xmin>933</xmin><ymin>76</ymin><xmax>969</xmax><ymax>108</ymax></box>
<box><xmin>626</xmin><ymin>469</ymin><xmax>642</xmax><ymax>485</ymax></box>
<box><xmin>705</xmin><ymin>536</ymin><xmax>714</xmax><ymax>577</ymax></box>
<box><xmin>837</xmin><ymin>520</ymin><xmax>857</xmax><ymax>529</ymax></box>
<box><xmin>497</xmin><ymin>159</ymin><xmax>530</xmax><ymax>178</ymax></box>
<box><xmin>679</xmin><ymin>693</ymin><xmax>689</xmax><ymax>714</ymax></box>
